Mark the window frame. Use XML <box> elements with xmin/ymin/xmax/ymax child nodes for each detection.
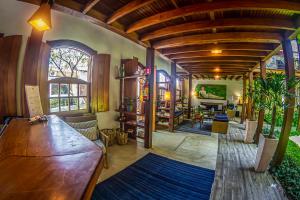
<box><xmin>46</xmin><ymin>40</ymin><xmax>97</xmax><ymax>115</ymax></box>
<box><xmin>48</xmin><ymin>77</ymin><xmax>90</xmax><ymax>114</ymax></box>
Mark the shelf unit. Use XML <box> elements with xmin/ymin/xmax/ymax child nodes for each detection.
<box><xmin>156</xmin><ymin>70</ymin><xmax>171</xmax><ymax>129</ymax></box>
<box><xmin>115</xmin><ymin>57</ymin><xmax>145</xmax><ymax>141</ymax></box>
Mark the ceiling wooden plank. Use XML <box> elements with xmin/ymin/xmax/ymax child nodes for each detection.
<box><xmin>141</xmin><ymin>18</ymin><xmax>295</xmax><ymax>41</ymax></box>
<box><xmin>181</xmin><ymin>62</ymin><xmax>254</xmax><ymax>67</ymax></box>
<box><xmin>153</xmin><ymin>32</ymin><xmax>282</xmax><ymax>49</ymax></box>
<box><xmin>176</xmin><ymin>56</ymin><xmax>260</xmax><ymax>64</ymax></box>
<box><xmin>169</xmin><ymin>50</ymin><xmax>268</xmax><ymax>59</ymax></box>
<box><xmin>126</xmin><ymin>0</ymin><xmax>300</xmax><ymax>33</ymax></box>
<box><xmin>107</xmin><ymin>0</ymin><xmax>156</xmax><ymax>24</ymax></box>
<box><xmin>20</xmin><ymin>0</ymin><xmax>151</xmax><ymax>48</ymax></box>
<box><xmin>180</xmin><ymin>62</ymin><xmax>255</xmax><ymax>67</ymax></box>
<box><xmin>161</xmin><ymin>43</ymin><xmax>275</xmax><ymax>55</ymax></box>
<box><xmin>82</xmin><ymin>0</ymin><xmax>101</xmax><ymax>14</ymax></box>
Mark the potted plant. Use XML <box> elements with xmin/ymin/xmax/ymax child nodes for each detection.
<box><xmin>244</xmin><ymin>79</ymin><xmax>260</xmax><ymax>143</ymax></box>
<box><xmin>254</xmin><ymin>72</ymin><xmax>298</xmax><ymax>172</ymax></box>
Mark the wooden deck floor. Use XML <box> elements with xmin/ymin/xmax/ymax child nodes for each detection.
<box><xmin>211</xmin><ymin>123</ymin><xmax>288</xmax><ymax>200</ymax></box>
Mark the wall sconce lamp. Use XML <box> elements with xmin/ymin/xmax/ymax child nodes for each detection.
<box><xmin>28</xmin><ymin>1</ymin><xmax>52</xmax><ymax>31</ymax></box>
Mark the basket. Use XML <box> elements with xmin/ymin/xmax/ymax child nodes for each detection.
<box><xmin>116</xmin><ymin>129</ymin><xmax>128</xmax><ymax>145</ymax></box>
<box><xmin>100</xmin><ymin>129</ymin><xmax>116</xmax><ymax>146</ymax></box>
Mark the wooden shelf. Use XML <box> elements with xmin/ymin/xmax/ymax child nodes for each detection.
<box><xmin>156</xmin><ymin>115</ymin><xmax>170</xmax><ymax>119</ymax></box>
<box><xmin>115</xmin><ymin>74</ymin><xmax>145</xmax><ymax>79</ymax></box>
<box><xmin>115</xmin><ymin>109</ymin><xmax>144</xmax><ymax>116</ymax></box>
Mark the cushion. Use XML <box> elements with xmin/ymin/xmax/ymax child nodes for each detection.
<box><xmin>68</xmin><ymin>120</ymin><xmax>97</xmax><ymax>129</ymax></box>
<box><xmin>77</xmin><ymin>126</ymin><xmax>98</xmax><ymax>141</ymax></box>
<box><xmin>94</xmin><ymin>139</ymin><xmax>106</xmax><ymax>153</ymax></box>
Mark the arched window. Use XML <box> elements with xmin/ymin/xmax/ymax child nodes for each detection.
<box><xmin>48</xmin><ymin>42</ymin><xmax>93</xmax><ymax>113</ymax></box>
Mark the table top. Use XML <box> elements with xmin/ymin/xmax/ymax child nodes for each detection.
<box><xmin>0</xmin><ymin>115</ymin><xmax>103</xmax><ymax>200</ymax></box>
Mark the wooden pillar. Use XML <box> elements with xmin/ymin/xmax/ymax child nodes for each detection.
<box><xmin>144</xmin><ymin>48</ymin><xmax>155</xmax><ymax>148</ymax></box>
<box><xmin>296</xmin><ymin>37</ymin><xmax>300</xmax><ymax>131</ymax></box>
<box><xmin>21</xmin><ymin>29</ymin><xmax>44</xmax><ymax>117</ymax></box>
<box><xmin>255</xmin><ymin>61</ymin><xmax>266</xmax><ymax>144</ymax></box>
<box><xmin>169</xmin><ymin>62</ymin><xmax>176</xmax><ymax>132</ymax></box>
<box><xmin>272</xmin><ymin>37</ymin><xmax>296</xmax><ymax>166</ymax></box>
<box><xmin>241</xmin><ymin>76</ymin><xmax>247</xmax><ymax>124</ymax></box>
<box><xmin>248</xmin><ymin>71</ymin><xmax>254</xmax><ymax>120</ymax></box>
<box><xmin>188</xmin><ymin>73</ymin><xmax>192</xmax><ymax>119</ymax></box>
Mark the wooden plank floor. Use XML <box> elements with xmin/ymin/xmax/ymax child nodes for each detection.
<box><xmin>210</xmin><ymin>123</ymin><xmax>288</xmax><ymax>200</ymax></box>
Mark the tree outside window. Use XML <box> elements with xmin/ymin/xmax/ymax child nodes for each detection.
<box><xmin>48</xmin><ymin>47</ymin><xmax>91</xmax><ymax>113</ymax></box>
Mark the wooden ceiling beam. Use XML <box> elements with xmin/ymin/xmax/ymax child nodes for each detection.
<box><xmin>169</xmin><ymin>50</ymin><xmax>268</xmax><ymax>59</ymax></box>
<box><xmin>82</xmin><ymin>0</ymin><xmax>101</xmax><ymax>14</ymax></box>
<box><xmin>183</xmin><ymin>66</ymin><xmax>251</xmax><ymax>70</ymax></box>
<box><xmin>153</xmin><ymin>32</ymin><xmax>282</xmax><ymax>49</ymax></box>
<box><xmin>235</xmin><ymin>76</ymin><xmax>242</xmax><ymax>80</ymax></box>
<box><xmin>181</xmin><ymin>64</ymin><xmax>254</xmax><ymax>68</ymax></box>
<box><xmin>141</xmin><ymin>18</ymin><xmax>295</xmax><ymax>41</ymax></box>
<box><xmin>107</xmin><ymin>0</ymin><xmax>156</xmax><ymax>24</ymax></box>
<box><xmin>20</xmin><ymin>0</ymin><xmax>151</xmax><ymax>48</ymax></box>
<box><xmin>176</xmin><ymin>56</ymin><xmax>260</xmax><ymax>64</ymax></box>
<box><xmin>188</xmin><ymin>72</ymin><xmax>246</xmax><ymax>75</ymax></box>
<box><xmin>180</xmin><ymin>62</ymin><xmax>254</xmax><ymax>66</ymax></box>
<box><xmin>126</xmin><ymin>1</ymin><xmax>300</xmax><ymax>33</ymax></box>
<box><xmin>161</xmin><ymin>43</ymin><xmax>275</xmax><ymax>55</ymax></box>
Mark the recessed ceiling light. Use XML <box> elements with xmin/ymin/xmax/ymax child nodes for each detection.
<box><xmin>214</xmin><ymin>74</ymin><xmax>220</xmax><ymax>79</ymax></box>
<box><xmin>211</xmin><ymin>49</ymin><xmax>222</xmax><ymax>54</ymax></box>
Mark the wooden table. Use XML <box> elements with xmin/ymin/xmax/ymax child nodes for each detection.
<box><xmin>0</xmin><ymin>115</ymin><xmax>104</xmax><ymax>200</ymax></box>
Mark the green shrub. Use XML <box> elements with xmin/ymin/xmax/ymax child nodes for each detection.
<box><xmin>270</xmin><ymin>141</ymin><xmax>300</xmax><ymax>200</ymax></box>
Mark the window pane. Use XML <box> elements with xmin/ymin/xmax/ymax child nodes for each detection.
<box><xmin>70</xmin><ymin>84</ymin><xmax>78</xmax><ymax>97</ymax></box>
<box><xmin>70</xmin><ymin>98</ymin><xmax>79</xmax><ymax>111</ymax></box>
<box><xmin>79</xmin><ymin>97</ymin><xmax>87</xmax><ymax>110</ymax></box>
<box><xmin>60</xmin><ymin>84</ymin><xmax>69</xmax><ymax>97</ymax></box>
<box><xmin>49</xmin><ymin>98</ymin><xmax>59</xmax><ymax>113</ymax></box>
<box><xmin>79</xmin><ymin>84</ymin><xmax>87</xmax><ymax>96</ymax></box>
<box><xmin>60</xmin><ymin>98</ymin><xmax>69</xmax><ymax>112</ymax></box>
<box><xmin>49</xmin><ymin>83</ymin><xmax>59</xmax><ymax>97</ymax></box>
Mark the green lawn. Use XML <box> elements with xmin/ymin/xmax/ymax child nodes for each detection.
<box><xmin>270</xmin><ymin>134</ymin><xmax>300</xmax><ymax>200</ymax></box>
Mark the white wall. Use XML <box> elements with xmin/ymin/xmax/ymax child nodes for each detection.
<box><xmin>0</xmin><ymin>0</ymin><xmax>172</xmax><ymax>129</ymax></box>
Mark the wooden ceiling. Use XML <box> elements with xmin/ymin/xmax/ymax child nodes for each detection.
<box><xmin>20</xmin><ymin>0</ymin><xmax>300</xmax><ymax>77</ymax></box>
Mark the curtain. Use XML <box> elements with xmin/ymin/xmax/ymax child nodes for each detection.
<box><xmin>91</xmin><ymin>54</ymin><xmax>111</xmax><ymax>113</ymax></box>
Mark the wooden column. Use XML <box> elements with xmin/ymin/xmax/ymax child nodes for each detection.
<box><xmin>255</xmin><ymin>61</ymin><xmax>266</xmax><ymax>144</ymax></box>
<box><xmin>144</xmin><ymin>48</ymin><xmax>155</xmax><ymax>148</ymax></box>
<box><xmin>21</xmin><ymin>29</ymin><xmax>44</xmax><ymax>117</ymax></box>
<box><xmin>169</xmin><ymin>62</ymin><xmax>177</xmax><ymax>132</ymax></box>
<box><xmin>188</xmin><ymin>73</ymin><xmax>192</xmax><ymax>119</ymax></box>
<box><xmin>241</xmin><ymin>76</ymin><xmax>247</xmax><ymax>124</ymax></box>
<box><xmin>248</xmin><ymin>71</ymin><xmax>254</xmax><ymax>120</ymax></box>
<box><xmin>272</xmin><ymin>37</ymin><xmax>296</xmax><ymax>166</ymax></box>
<box><xmin>296</xmin><ymin>37</ymin><xmax>300</xmax><ymax>131</ymax></box>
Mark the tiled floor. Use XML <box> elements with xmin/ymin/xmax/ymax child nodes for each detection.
<box><xmin>98</xmin><ymin>130</ymin><xmax>218</xmax><ymax>182</ymax></box>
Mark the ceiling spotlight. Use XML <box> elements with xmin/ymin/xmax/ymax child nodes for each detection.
<box><xmin>214</xmin><ymin>67</ymin><xmax>220</xmax><ymax>72</ymax></box>
<box><xmin>211</xmin><ymin>49</ymin><xmax>222</xmax><ymax>54</ymax></box>
<box><xmin>214</xmin><ymin>74</ymin><xmax>220</xmax><ymax>79</ymax></box>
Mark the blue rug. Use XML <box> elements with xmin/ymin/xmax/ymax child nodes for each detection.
<box><xmin>92</xmin><ymin>153</ymin><xmax>215</xmax><ymax>200</ymax></box>
<box><xmin>176</xmin><ymin>120</ymin><xmax>212</xmax><ymax>136</ymax></box>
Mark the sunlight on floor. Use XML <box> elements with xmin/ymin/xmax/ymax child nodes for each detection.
<box><xmin>98</xmin><ymin>130</ymin><xmax>218</xmax><ymax>183</ymax></box>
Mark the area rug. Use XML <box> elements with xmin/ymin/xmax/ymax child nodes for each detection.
<box><xmin>92</xmin><ymin>153</ymin><xmax>215</xmax><ymax>200</ymax></box>
<box><xmin>176</xmin><ymin>120</ymin><xmax>212</xmax><ymax>135</ymax></box>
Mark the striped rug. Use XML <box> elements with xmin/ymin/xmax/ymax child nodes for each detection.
<box><xmin>92</xmin><ymin>153</ymin><xmax>215</xmax><ymax>200</ymax></box>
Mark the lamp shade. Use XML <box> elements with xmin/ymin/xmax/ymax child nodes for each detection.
<box><xmin>28</xmin><ymin>3</ymin><xmax>52</xmax><ymax>31</ymax></box>
<box><xmin>164</xmin><ymin>91</ymin><xmax>171</xmax><ymax>101</ymax></box>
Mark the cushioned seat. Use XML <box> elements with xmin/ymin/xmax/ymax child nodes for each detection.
<box><xmin>64</xmin><ymin>115</ymin><xmax>109</xmax><ymax>168</ymax></box>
